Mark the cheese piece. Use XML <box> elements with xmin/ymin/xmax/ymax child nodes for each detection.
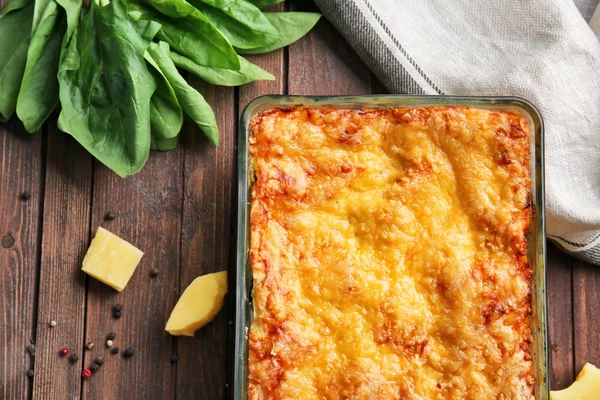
<box><xmin>166</xmin><ymin>271</ymin><xmax>228</xmax><ymax>336</ymax></box>
<box><xmin>551</xmin><ymin>363</ymin><xmax>600</xmax><ymax>400</ymax></box>
<box><xmin>81</xmin><ymin>227</ymin><xmax>144</xmax><ymax>292</ymax></box>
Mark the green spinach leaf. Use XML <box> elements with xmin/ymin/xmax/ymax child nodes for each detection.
<box><xmin>170</xmin><ymin>51</ymin><xmax>274</xmax><ymax>86</ymax></box>
<box><xmin>57</xmin><ymin>0</ymin><xmax>160</xmax><ymax>178</ymax></box>
<box><xmin>128</xmin><ymin>0</ymin><xmax>239</xmax><ymax>70</ymax></box>
<box><xmin>16</xmin><ymin>0</ymin><xmax>66</xmax><ymax>133</ymax></box>
<box><xmin>151</xmin><ymin>135</ymin><xmax>179</xmax><ymax>151</ymax></box>
<box><xmin>144</xmin><ymin>50</ymin><xmax>184</xmax><ymax>144</ymax></box>
<box><xmin>189</xmin><ymin>0</ymin><xmax>278</xmax><ymax>50</ymax></box>
<box><xmin>0</xmin><ymin>0</ymin><xmax>34</xmax><ymax>123</ymax></box>
<box><xmin>147</xmin><ymin>41</ymin><xmax>219</xmax><ymax>146</ymax></box>
<box><xmin>238</xmin><ymin>12</ymin><xmax>320</xmax><ymax>55</ymax></box>
<box><xmin>246</xmin><ymin>0</ymin><xmax>283</xmax><ymax>9</ymax></box>
<box><xmin>16</xmin><ymin>0</ymin><xmax>83</xmax><ymax>133</ymax></box>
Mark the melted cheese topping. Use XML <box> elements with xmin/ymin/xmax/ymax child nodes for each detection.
<box><xmin>248</xmin><ymin>106</ymin><xmax>533</xmax><ymax>400</ymax></box>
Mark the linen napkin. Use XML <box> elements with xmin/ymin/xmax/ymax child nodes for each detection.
<box><xmin>313</xmin><ymin>0</ymin><xmax>600</xmax><ymax>264</ymax></box>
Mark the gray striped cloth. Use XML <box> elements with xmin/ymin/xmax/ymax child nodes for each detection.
<box><xmin>313</xmin><ymin>0</ymin><xmax>600</xmax><ymax>265</ymax></box>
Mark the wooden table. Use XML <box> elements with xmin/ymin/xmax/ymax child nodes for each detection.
<box><xmin>1</xmin><ymin>1</ymin><xmax>599</xmax><ymax>399</ymax></box>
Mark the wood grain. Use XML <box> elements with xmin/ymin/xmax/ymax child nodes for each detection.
<box><xmin>573</xmin><ymin>258</ymin><xmax>600</xmax><ymax>373</ymax></box>
<box><xmin>0</xmin><ymin>118</ymin><xmax>44</xmax><ymax>399</ymax></box>
<box><xmin>288</xmin><ymin>1</ymin><xmax>371</xmax><ymax>95</ymax></box>
<box><xmin>81</xmin><ymin>150</ymin><xmax>182</xmax><ymax>399</ymax></box>
<box><xmin>175</xmin><ymin>82</ymin><xmax>236</xmax><ymax>400</ymax></box>
<box><xmin>32</xmin><ymin>123</ymin><xmax>92</xmax><ymax>399</ymax></box>
<box><xmin>546</xmin><ymin>243</ymin><xmax>575</xmax><ymax>389</ymax></box>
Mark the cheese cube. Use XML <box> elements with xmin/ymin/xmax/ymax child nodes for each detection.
<box><xmin>165</xmin><ymin>271</ymin><xmax>228</xmax><ymax>336</ymax></box>
<box><xmin>82</xmin><ymin>227</ymin><xmax>144</xmax><ymax>291</ymax></box>
<box><xmin>551</xmin><ymin>363</ymin><xmax>600</xmax><ymax>400</ymax></box>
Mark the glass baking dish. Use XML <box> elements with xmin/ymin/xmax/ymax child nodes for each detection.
<box><xmin>234</xmin><ymin>95</ymin><xmax>548</xmax><ymax>400</ymax></box>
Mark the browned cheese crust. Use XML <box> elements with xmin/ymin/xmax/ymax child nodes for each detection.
<box><xmin>248</xmin><ymin>106</ymin><xmax>533</xmax><ymax>400</ymax></box>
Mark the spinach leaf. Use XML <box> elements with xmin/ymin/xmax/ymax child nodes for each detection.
<box><xmin>238</xmin><ymin>12</ymin><xmax>321</xmax><ymax>55</ymax></box>
<box><xmin>57</xmin><ymin>0</ymin><xmax>82</xmax><ymax>41</ymax></box>
<box><xmin>245</xmin><ymin>0</ymin><xmax>283</xmax><ymax>9</ymax></box>
<box><xmin>189</xmin><ymin>0</ymin><xmax>278</xmax><ymax>50</ymax></box>
<box><xmin>57</xmin><ymin>0</ymin><xmax>160</xmax><ymax>178</ymax></box>
<box><xmin>151</xmin><ymin>135</ymin><xmax>179</xmax><ymax>151</ymax></box>
<box><xmin>0</xmin><ymin>0</ymin><xmax>34</xmax><ymax>123</ymax></box>
<box><xmin>170</xmin><ymin>51</ymin><xmax>274</xmax><ymax>86</ymax></box>
<box><xmin>147</xmin><ymin>41</ymin><xmax>219</xmax><ymax>146</ymax></box>
<box><xmin>127</xmin><ymin>0</ymin><xmax>239</xmax><ymax>70</ymax></box>
<box><xmin>16</xmin><ymin>0</ymin><xmax>66</xmax><ymax>133</ymax></box>
<box><xmin>144</xmin><ymin>51</ymin><xmax>184</xmax><ymax>143</ymax></box>
<box><xmin>16</xmin><ymin>0</ymin><xmax>83</xmax><ymax>133</ymax></box>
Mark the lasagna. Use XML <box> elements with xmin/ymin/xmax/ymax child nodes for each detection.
<box><xmin>248</xmin><ymin>106</ymin><xmax>533</xmax><ymax>399</ymax></box>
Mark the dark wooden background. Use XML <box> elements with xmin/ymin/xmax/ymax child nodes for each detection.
<box><xmin>1</xmin><ymin>1</ymin><xmax>599</xmax><ymax>399</ymax></box>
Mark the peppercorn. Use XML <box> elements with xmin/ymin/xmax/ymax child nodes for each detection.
<box><xmin>94</xmin><ymin>357</ymin><xmax>104</xmax><ymax>366</ymax></box>
<box><xmin>19</xmin><ymin>191</ymin><xmax>31</xmax><ymax>201</ymax></box>
<box><xmin>123</xmin><ymin>348</ymin><xmax>134</xmax><ymax>358</ymax></box>
<box><xmin>150</xmin><ymin>268</ymin><xmax>160</xmax><ymax>277</ymax></box>
<box><xmin>26</xmin><ymin>344</ymin><xmax>36</xmax><ymax>357</ymax></box>
<box><xmin>107</xmin><ymin>332</ymin><xmax>116</xmax><ymax>341</ymax></box>
<box><xmin>111</xmin><ymin>347</ymin><xmax>119</xmax><ymax>355</ymax></box>
<box><xmin>59</xmin><ymin>348</ymin><xmax>69</xmax><ymax>357</ymax></box>
<box><xmin>86</xmin><ymin>342</ymin><xmax>95</xmax><ymax>350</ymax></box>
<box><xmin>26</xmin><ymin>369</ymin><xmax>34</xmax><ymax>378</ymax></box>
<box><xmin>113</xmin><ymin>311</ymin><xmax>122</xmax><ymax>319</ymax></box>
<box><xmin>90</xmin><ymin>363</ymin><xmax>100</xmax><ymax>373</ymax></box>
<box><xmin>114</xmin><ymin>304</ymin><xmax>123</xmax><ymax>312</ymax></box>
<box><xmin>82</xmin><ymin>368</ymin><xmax>92</xmax><ymax>379</ymax></box>
<box><xmin>106</xmin><ymin>340</ymin><xmax>113</xmax><ymax>348</ymax></box>
<box><xmin>170</xmin><ymin>354</ymin><xmax>178</xmax><ymax>364</ymax></box>
<box><xmin>69</xmin><ymin>354</ymin><xmax>79</xmax><ymax>363</ymax></box>
<box><xmin>103</xmin><ymin>211</ymin><xmax>116</xmax><ymax>221</ymax></box>
<box><xmin>49</xmin><ymin>320</ymin><xmax>57</xmax><ymax>328</ymax></box>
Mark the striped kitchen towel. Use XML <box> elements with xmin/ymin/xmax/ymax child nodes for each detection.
<box><xmin>313</xmin><ymin>0</ymin><xmax>600</xmax><ymax>264</ymax></box>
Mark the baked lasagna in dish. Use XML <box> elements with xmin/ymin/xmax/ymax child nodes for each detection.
<box><xmin>248</xmin><ymin>106</ymin><xmax>533</xmax><ymax>399</ymax></box>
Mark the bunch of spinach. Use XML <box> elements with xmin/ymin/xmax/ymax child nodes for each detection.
<box><xmin>0</xmin><ymin>0</ymin><xmax>320</xmax><ymax>177</ymax></box>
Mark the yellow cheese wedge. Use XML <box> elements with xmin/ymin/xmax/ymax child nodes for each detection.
<box><xmin>166</xmin><ymin>271</ymin><xmax>228</xmax><ymax>336</ymax></box>
<box><xmin>81</xmin><ymin>227</ymin><xmax>144</xmax><ymax>292</ymax></box>
<box><xmin>551</xmin><ymin>363</ymin><xmax>600</xmax><ymax>400</ymax></box>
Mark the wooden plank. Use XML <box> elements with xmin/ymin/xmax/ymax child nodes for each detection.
<box><xmin>82</xmin><ymin>150</ymin><xmax>183</xmax><ymax>399</ymax></box>
<box><xmin>371</xmin><ymin>75</ymin><xmax>389</xmax><ymax>94</ymax></box>
<box><xmin>288</xmin><ymin>1</ymin><xmax>371</xmax><ymax>95</ymax></box>
<box><xmin>31</xmin><ymin>123</ymin><xmax>92</xmax><ymax>399</ymax></box>
<box><xmin>573</xmin><ymin>257</ymin><xmax>600</xmax><ymax>374</ymax></box>
<box><xmin>0</xmin><ymin>117</ymin><xmax>44</xmax><ymax>399</ymax></box>
<box><xmin>546</xmin><ymin>244</ymin><xmax>575</xmax><ymax>389</ymax></box>
<box><xmin>175</xmin><ymin>82</ymin><xmax>236</xmax><ymax>400</ymax></box>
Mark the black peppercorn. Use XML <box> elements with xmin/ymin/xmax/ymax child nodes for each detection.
<box><xmin>150</xmin><ymin>268</ymin><xmax>160</xmax><ymax>277</ymax></box>
<box><xmin>107</xmin><ymin>332</ymin><xmax>116</xmax><ymax>341</ymax></box>
<box><xmin>123</xmin><ymin>348</ymin><xmax>134</xmax><ymax>358</ymax></box>
<box><xmin>103</xmin><ymin>211</ymin><xmax>116</xmax><ymax>221</ymax></box>
<box><xmin>170</xmin><ymin>354</ymin><xmax>178</xmax><ymax>364</ymax></box>
<box><xmin>26</xmin><ymin>369</ymin><xmax>34</xmax><ymax>378</ymax></box>
<box><xmin>94</xmin><ymin>357</ymin><xmax>104</xmax><ymax>366</ymax></box>
<box><xmin>111</xmin><ymin>347</ymin><xmax>119</xmax><ymax>355</ymax></box>
<box><xmin>113</xmin><ymin>311</ymin><xmax>122</xmax><ymax>319</ymax></box>
<box><xmin>90</xmin><ymin>363</ymin><xmax>100</xmax><ymax>373</ymax></box>
<box><xmin>19</xmin><ymin>191</ymin><xmax>32</xmax><ymax>201</ymax></box>
<box><xmin>69</xmin><ymin>354</ymin><xmax>79</xmax><ymax>363</ymax></box>
<box><xmin>114</xmin><ymin>304</ymin><xmax>123</xmax><ymax>312</ymax></box>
